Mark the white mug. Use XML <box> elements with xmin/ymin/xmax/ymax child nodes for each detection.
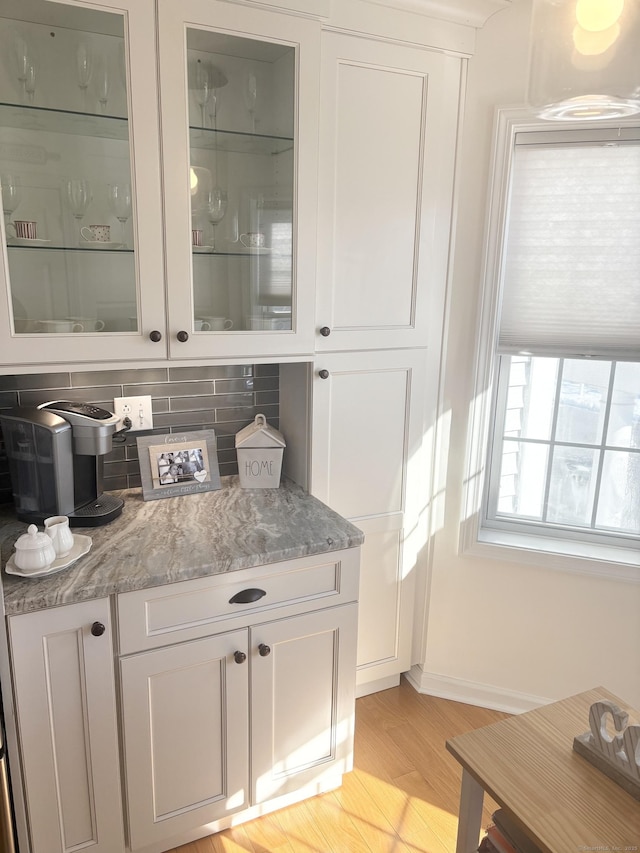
<box><xmin>81</xmin><ymin>224</ymin><xmax>110</xmax><ymax>242</ymax></box>
<box><xmin>44</xmin><ymin>515</ymin><xmax>74</xmax><ymax>558</ymax></box>
<box><xmin>192</xmin><ymin>229</ymin><xmax>203</xmax><ymax>247</ymax></box>
<box><xmin>67</xmin><ymin>316</ymin><xmax>105</xmax><ymax>332</ymax></box>
<box><xmin>37</xmin><ymin>319</ymin><xmax>84</xmax><ymax>333</ymax></box>
<box><xmin>239</xmin><ymin>231</ymin><xmax>265</xmax><ymax>249</ymax></box>
<box><xmin>199</xmin><ymin>316</ymin><xmax>233</xmax><ymax>331</ymax></box>
<box><xmin>194</xmin><ymin>318</ymin><xmax>212</xmax><ymax>331</ymax></box>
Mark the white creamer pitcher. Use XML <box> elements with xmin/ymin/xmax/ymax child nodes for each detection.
<box><xmin>44</xmin><ymin>515</ymin><xmax>75</xmax><ymax>558</ymax></box>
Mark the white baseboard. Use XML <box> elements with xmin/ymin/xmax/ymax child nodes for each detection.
<box><xmin>405</xmin><ymin>666</ymin><xmax>552</xmax><ymax>714</ymax></box>
<box><xmin>356</xmin><ymin>673</ymin><xmax>400</xmax><ymax>698</ymax></box>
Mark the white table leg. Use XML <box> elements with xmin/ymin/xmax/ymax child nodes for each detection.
<box><xmin>456</xmin><ymin>768</ymin><xmax>485</xmax><ymax>853</ymax></box>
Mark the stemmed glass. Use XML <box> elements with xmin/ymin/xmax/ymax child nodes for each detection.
<box><xmin>194</xmin><ymin>60</ymin><xmax>210</xmax><ymax>128</ymax></box>
<box><xmin>1</xmin><ymin>175</ymin><xmax>22</xmax><ymax>232</ymax></box>
<box><xmin>243</xmin><ymin>72</ymin><xmax>257</xmax><ymax>133</ymax></box>
<box><xmin>65</xmin><ymin>178</ymin><xmax>92</xmax><ymax>245</ymax></box>
<box><xmin>96</xmin><ymin>54</ymin><xmax>110</xmax><ymax>114</ymax></box>
<box><xmin>108</xmin><ymin>183</ymin><xmax>132</xmax><ymax>247</ymax></box>
<box><xmin>76</xmin><ymin>42</ymin><xmax>93</xmax><ymax>111</ymax></box>
<box><xmin>205</xmin><ymin>188</ymin><xmax>227</xmax><ymax>250</ymax></box>
<box><xmin>14</xmin><ymin>36</ymin><xmax>36</xmax><ymax>105</ymax></box>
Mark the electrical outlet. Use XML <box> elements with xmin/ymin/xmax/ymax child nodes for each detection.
<box><xmin>113</xmin><ymin>395</ymin><xmax>153</xmax><ymax>432</ymax></box>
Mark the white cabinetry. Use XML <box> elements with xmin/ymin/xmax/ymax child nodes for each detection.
<box><xmin>8</xmin><ymin>599</ymin><xmax>124</xmax><ymax>853</ymax></box>
<box><xmin>315</xmin><ymin>31</ymin><xmax>462</xmax><ymax>352</ymax></box>
<box><xmin>118</xmin><ymin>548</ymin><xmax>359</xmax><ymax>850</ymax></box>
<box><xmin>311</xmin><ymin>350</ymin><xmax>429</xmax><ymax>693</ymax></box>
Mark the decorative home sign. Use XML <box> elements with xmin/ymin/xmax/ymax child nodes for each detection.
<box><xmin>235</xmin><ymin>413</ymin><xmax>285</xmax><ymax>488</ymax></box>
<box><xmin>573</xmin><ymin>699</ymin><xmax>640</xmax><ymax>800</ymax></box>
<box><xmin>136</xmin><ymin>430</ymin><xmax>221</xmax><ymax>501</ymax></box>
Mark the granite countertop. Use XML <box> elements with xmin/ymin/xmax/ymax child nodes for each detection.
<box><xmin>0</xmin><ymin>477</ymin><xmax>364</xmax><ymax>617</ymax></box>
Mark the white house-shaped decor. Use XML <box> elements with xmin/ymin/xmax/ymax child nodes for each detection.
<box><xmin>235</xmin><ymin>414</ymin><xmax>286</xmax><ymax>488</ymax></box>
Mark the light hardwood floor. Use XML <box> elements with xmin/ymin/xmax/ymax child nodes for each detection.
<box><xmin>171</xmin><ymin>677</ymin><xmax>509</xmax><ymax>853</ymax></box>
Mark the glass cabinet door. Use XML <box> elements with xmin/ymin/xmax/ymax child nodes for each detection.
<box><xmin>159</xmin><ymin>0</ymin><xmax>319</xmax><ymax>359</ymax></box>
<box><xmin>0</xmin><ymin>0</ymin><xmax>165</xmax><ymax>364</ymax></box>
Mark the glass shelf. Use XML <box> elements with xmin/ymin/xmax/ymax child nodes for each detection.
<box><xmin>0</xmin><ymin>102</ymin><xmax>128</xmax><ymax>141</ymax></box>
<box><xmin>189</xmin><ymin>125</ymin><xmax>293</xmax><ymax>155</ymax></box>
<box><xmin>6</xmin><ymin>243</ymin><xmax>134</xmax><ymax>253</ymax></box>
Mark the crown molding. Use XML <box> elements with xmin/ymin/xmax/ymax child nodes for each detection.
<box><xmin>356</xmin><ymin>0</ymin><xmax>513</xmax><ymax>27</ymax></box>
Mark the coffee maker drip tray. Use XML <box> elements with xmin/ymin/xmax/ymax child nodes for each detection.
<box><xmin>69</xmin><ymin>494</ymin><xmax>124</xmax><ymax>527</ymax></box>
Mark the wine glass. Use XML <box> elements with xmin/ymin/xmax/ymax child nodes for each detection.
<box><xmin>65</xmin><ymin>178</ymin><xmax>92</xmax><ymax>245</ymax></box>
<box><xmin>243</xmin><ymin>72</ymin><xmax>257</xmax><ymax>133</ymax></box>
<box><xmin>96</xmin><ymin>54</ymin><xmax>110</xmax><ymax>114</ymax></box>
<box><xmin>1</xmin><ymin>175</ymin><xmax>22</xmax><ymax>230</ymax></box>
<box><xmin>194</xmin><ymin>60</ymin><xmax>210</xmax><ymax>128</ymax></box>
<box><xmin>25</xmin><ymin>61</ymin><xmax>37</xmax><ymax>104</ymax></box>
<box><xmin>108</xmin><ymin>183</ymin><xmax>132</xmax><ymax>247</ymax></box>
<box><xmin>14</xmin><ymin>35</ymin><xmax>35</xmax><ymax>104</ymax></box>
<box><xmin>205</xmin><ymin>188</ymin><xmax>227</xmax><ymax>250</ymax></box>
<box><xmin>206</xmin><ymin>64</ymin><xmax>228</xmax><ymax>131</ymax></box>
<box><xmin>76</xmin><ymin>42</ymin><xmax>93</xmax><ymax>111</ymax></box>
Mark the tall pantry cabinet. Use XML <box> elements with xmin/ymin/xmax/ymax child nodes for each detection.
<box><xmin>311</xmin><ymin>31</ymin><xmax>463</xmax><ymax>694</ymax></box>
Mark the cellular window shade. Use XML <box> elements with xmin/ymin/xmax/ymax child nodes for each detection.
<box><xmin>498</xmin><ymin>139</ymin><xmax>640</xmax><ymax>359</ymax></box>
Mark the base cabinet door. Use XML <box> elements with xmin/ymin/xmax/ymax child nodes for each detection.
<box><xmin>8</xmin><ymin>600</ymin><xmax>124</xmax><ymax>853</ymax></box>
<box><xmin>250</xmin><ymin>604</ymin><xmax>358</xmax><ymax>804</ymax></box>
<box><xmin>120</xmin><ymin>629</ymin><xmax>249</xmax><ymax>851</ymax></box>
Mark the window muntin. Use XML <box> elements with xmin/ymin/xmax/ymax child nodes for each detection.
<box><xmin>487</xmin><ymin>356</ymin><xmax>640</xmax><ymax>542</ymax></box>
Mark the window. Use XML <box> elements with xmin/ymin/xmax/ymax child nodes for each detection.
<box><xmin>471</xmin><ymin>111</ymin><xmax>640</xmax><ymax>565</ymax></box>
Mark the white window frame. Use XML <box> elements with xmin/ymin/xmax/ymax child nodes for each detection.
<box><xmin>460</xmin><ymin>107</ymin><xmax>640</xmax><ymax>583</ymax></box>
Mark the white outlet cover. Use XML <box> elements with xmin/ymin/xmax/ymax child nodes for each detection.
<box><xmin>113</xmin><ymin>395</ymin><xmax>153</xmax><ymax>432</ymax></box>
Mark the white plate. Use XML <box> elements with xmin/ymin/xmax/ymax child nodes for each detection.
<box><xmin>5</xmin><ymin>534</ymin><xmax>92</xmax><ymax>578</ymax></box>
<box><xmin>236</xmin><ymin>246</ymin><xmax>271</xmax><ymax>255</ymax></box>
<box><xmin>8</xmin><ymin>237</ymin><xmax>51</xmax><ymax>247</ymax></box>
<box><xmin>192</xmin><ymin>245</ymin><xmax>215</xmax><ymax>252</ymax></box>
<box><xmin>80</xmin><ymin>241</ymin><xmax>123</xmax><ymax>250</ymax></box>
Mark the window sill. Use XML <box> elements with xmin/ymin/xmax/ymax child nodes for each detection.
<box><xmin>464</xmin><ymin>526</ymin><xmax>640</xmax><ymax>583</ymax></box>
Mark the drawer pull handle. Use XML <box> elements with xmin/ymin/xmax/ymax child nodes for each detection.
<box><xmin>258</xmin><ymin>644</ymin><xmax>271</xmax><ymax>657</ymax></box>
<box><xmin>229</xmin><ymin>588</ymin><xmax>267</xmax><ymax>604</ymax></box>
<box><xmin>90</xmin><ymin>621</ymin><xmax>105</xmax><ymax>637</ymax></box>
<box><xmin>234</xmin><ymin>651</ymin><xmax>247</xmax><ymax>664</ymax></box>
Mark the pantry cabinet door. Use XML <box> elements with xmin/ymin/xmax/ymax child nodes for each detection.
<box><xmin>311</xmin><ymin>349</ymin><xmax>429</xmax><ymax>691</ymax></box>
<box><xmin>250</xmin><ymin>603</ymin><xmax>358</xmax><ymax>804</ymax></box>
<box><xmin>316</xmin><ymin>32</ymin><xmax>462</xmax><ymax>352</ymax></box>
<box><xmin>120</xmin><ymin>629</ymin><xmax>249</xmax><ymax>851</ymax></box>
<box><xmin>8</xmin><ymin>599</ymin><xmax>124</xmax><ymax>853</ymax></box>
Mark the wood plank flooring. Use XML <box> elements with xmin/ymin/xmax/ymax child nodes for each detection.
<box><xmin>171</xmin><ymin>677</ymin><xmax>509</xmax><ymax>853</ymax></box>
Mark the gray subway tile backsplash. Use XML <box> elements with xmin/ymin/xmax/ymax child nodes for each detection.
<box><xmin>0</xmin><ymin>364</ymin><xmax>280</xmax><ymax>503</ymax></box>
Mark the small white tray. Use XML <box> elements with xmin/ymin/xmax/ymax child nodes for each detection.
<box><xmin>5</xmin><ymin>534</ymin><xmax>92</xmax><ymax>578</ymax></box>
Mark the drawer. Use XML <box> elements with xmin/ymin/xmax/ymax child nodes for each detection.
<box><xmin>117</xmin><ymin>547</ymin><xmax>360</xmax><ymax>654</ymax></box>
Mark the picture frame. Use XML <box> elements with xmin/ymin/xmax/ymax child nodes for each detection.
<box><xmin>136</xmin><ymin>429</ymin><xmax>221</xmax><ymax>501</ymax></box>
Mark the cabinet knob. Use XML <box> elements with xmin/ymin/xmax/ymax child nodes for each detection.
<box><xmin>318</xmin><ymin>369</ymin><xmax>329</xmax><ymax>379</ymax></box>
<box><xmin>319</xmin><ymin>326</ymin><xmax>331</xmax><ymax>337</ymax></box>
<box><xmin>258</xmin><ymin>643</ymin><xmax>271</xmax><ymax>657</ymax></box>
<box><xmin>90</xmin><ymin>621</ymin><xmax>106</xmax><ymax>637</ymax></box>
<box><xmin>234</xmin><ymin>650</ymin><xmax>247</xmax><ymax>664</ymax></box>
<box><xmin>176</xmin><ymin>330</ymin><xmax>189</xmax><ymax>343</ymax></box>
<box><xmin>149</xmin><ymin>330</ymin><xmax>162</xmax><ymax>343</ymax></box>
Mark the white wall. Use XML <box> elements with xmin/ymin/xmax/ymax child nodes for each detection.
<box><xmin>411</xmin><ymin>0</ymin><xmax>640</xmax><ymax>712</ymax></box>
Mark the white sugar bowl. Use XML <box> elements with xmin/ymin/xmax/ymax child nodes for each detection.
<box><xmin>13</xmin><ymin>524</ymin><xmax>57</xmax><ymax>573</ymax></box>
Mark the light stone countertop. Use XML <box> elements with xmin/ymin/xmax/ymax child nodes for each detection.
<box><xmin>0</xmin><ymin>477</ymin><xmax>364</xmax><ymax>616</ymax></box>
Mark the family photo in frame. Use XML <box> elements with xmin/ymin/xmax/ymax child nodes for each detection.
<box><xmin>136</xmin><ymin>430</ymin><xmax>221</xmax><ymax>501</ymax></box>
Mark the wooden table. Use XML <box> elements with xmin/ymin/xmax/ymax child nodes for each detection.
<box><xmin>446</xmin><ymin>687</ymin><xmax>640</xmax><ymax>853</ymax></box>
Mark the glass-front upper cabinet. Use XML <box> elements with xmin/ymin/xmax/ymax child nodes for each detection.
<box><xmin>158</xmin><ymin>0</ymin><xmax>319</xmax><ymax>359</ymax></box>
<box><xmin>0</xmin><ymin>0</ymin><xmax>165</xmax><ymax>365</ymax></box>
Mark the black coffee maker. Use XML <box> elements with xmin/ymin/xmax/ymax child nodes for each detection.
<box><xmin>0</xmin><ymin>401</ymin><xmax>124</xmax><ymax>527</ymax></box>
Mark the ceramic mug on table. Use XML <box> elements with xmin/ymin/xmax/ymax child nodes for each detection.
<box><xmin>44</xmin><ymin>515</ymin><xmax>74</xmax><ymax>558</ymax></box>
<box><xmin>239</xmin><ymin>231</ymin><xmax>265</xmax><ymax>249</ymax></box>
<box><xmin>81</xmin><ymin>224</ymin><xmax>110</xmax><ymax>243</ymax></box>
<box><xmin>199</xmin><ymin>316</ymin><xmax>233</xmax><ymax>330</ymax></box>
